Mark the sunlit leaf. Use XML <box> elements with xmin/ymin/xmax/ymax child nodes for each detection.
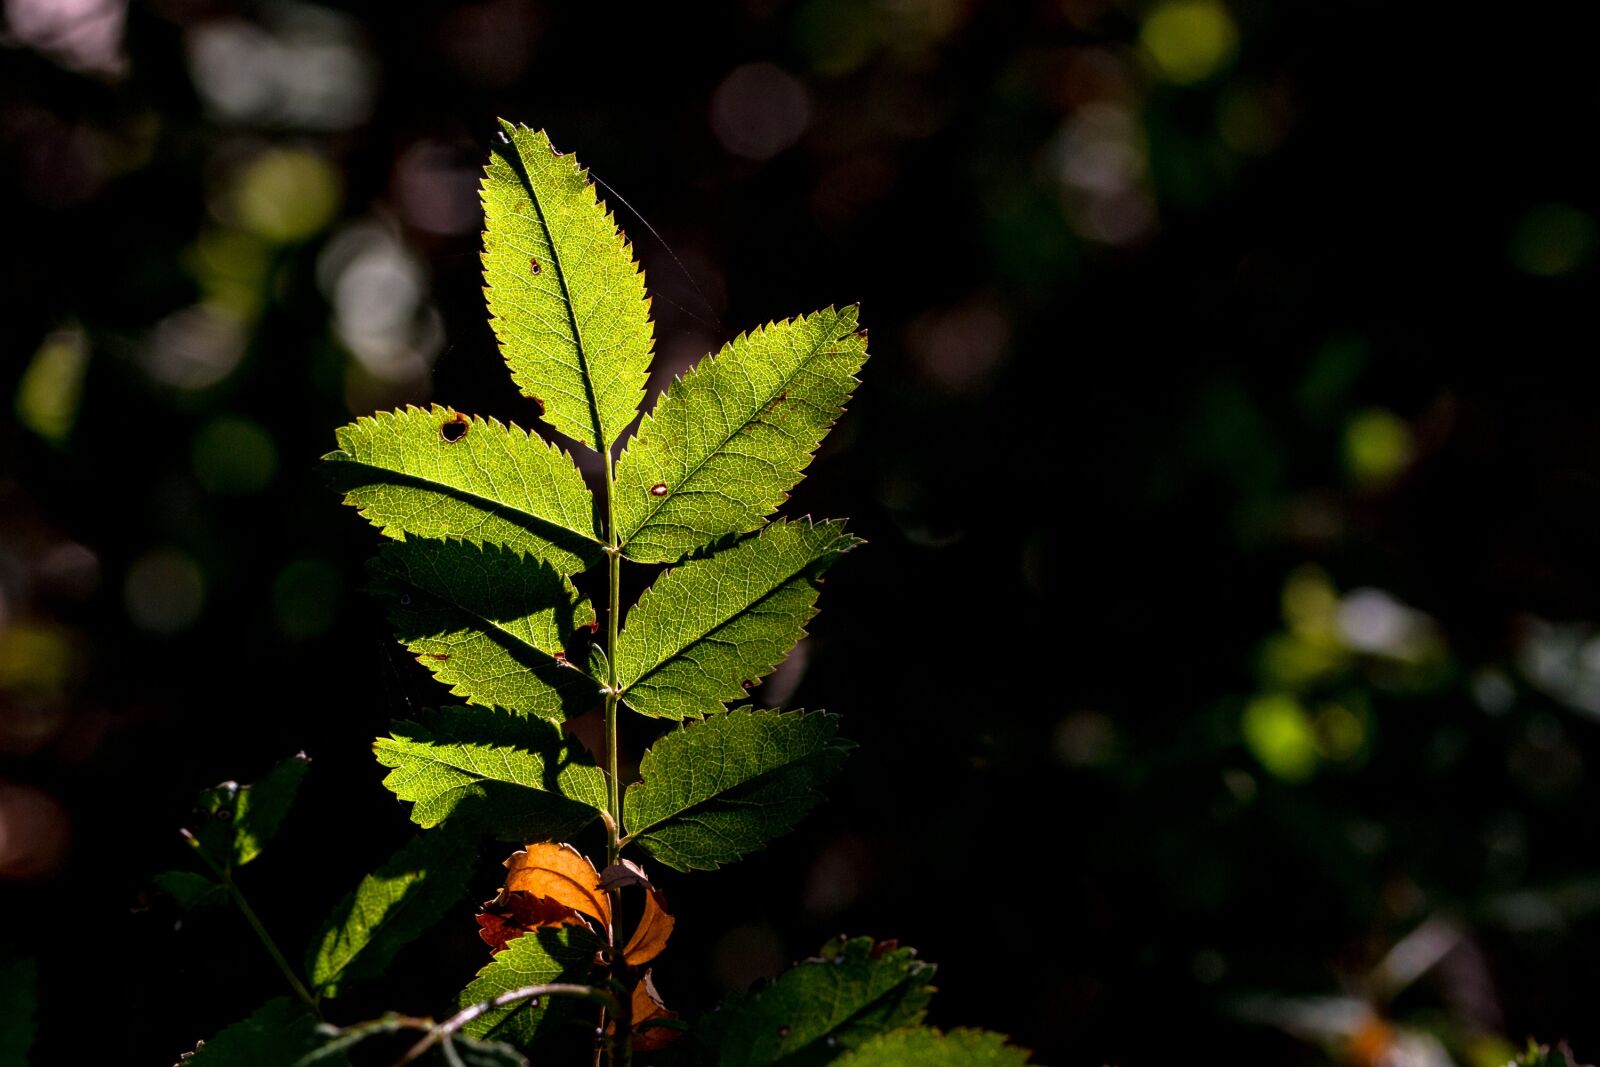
<box><xmin>483</xmin><ymin>122</ymin><xmax>653</xmax><ymax>453</ymax></box>
<box><xmin>308</xmin><ymin>828</ymin><xmax>477</xmax><ymax>998</ymax></box>
<box><xmin>622</xmin><ymin>884</ymin><xmax>674</xmax><ymax>966</ymax></box>
<box><xmin>616</xmin><ymin>519</ymin><xmax>859</xmax><ymax>719</ymax></box>
<box><xmin>843</xmin><ymin>1028</ymin><xmax>1033</xmax><ymax>1065</ymax></box>
<box><xmin>615</xmin><ymin>307</ymin><xmax>868</xmax><ymax>563</ymax></box>
<box><xmin>323</xmin><ymin>405</ymin><xmax>601</xmax><ymax>574</ymax></box>
<box><xmin>375</xmin><ymin>706</ymin><xmax>606</xmax><ymax>840</ymax></box>
<box><xmin>459</xmin><ymin>926</ymin><xmax>604</xmax><ymax>1045</ymax></box>
<box><xmin>501</xmin><ymin>842</ymin><xmax>611</xmax><ymax>926</ymax></box>
<box><xmin>370</xmin><ymin>539</ymin><xmax>599</xmax><ymax>721</ymax></box>
<box><xmin>188</xmin><ymin>753</ymin><xmax>309</xmax><ymax>871</ymax></box>
<box><xmin>623</xmin><ymin>708</ymin><xmax>850</xmax><ymax>871</ymax></box>
<box><xmin>697</xmin><ymin>937</ymin><xmax>935</xmax><ymax>1065</ymax></box>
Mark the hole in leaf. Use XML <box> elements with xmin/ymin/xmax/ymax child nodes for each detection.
<box><xmin>440</xmin><ymin>414</ymin><xmax>470</xmax><ymax>443</ymax></box>
<box><xmin>529</xmin><ymin>257</ymin><xmax>541</xmax><ymax>275</ymax></box>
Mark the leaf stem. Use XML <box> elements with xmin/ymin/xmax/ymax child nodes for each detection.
<box><xmin>221</xmin><ymin>871</ymin><xmax>320</xmax><ymax>1016</ymax></box>
<box><xmin>602</xmin><ymin>447</ymin><xmax>628</xmax><ymax>1066</ymax></box>
<box><xmin>390</xmin><ymin>983</ymin><xmax>619</xmax><ymax>1066</ymax></box>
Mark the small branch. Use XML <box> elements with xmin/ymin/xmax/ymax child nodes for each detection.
<box><xmin>392</xmin><ymin>983</ymin><xmax>620</xmax><ymax>1067</ymax></box>
<box><xmin>221</xmin><ymin>871</ymin><xmax>321</xmax><ymax>1016</ymax></box>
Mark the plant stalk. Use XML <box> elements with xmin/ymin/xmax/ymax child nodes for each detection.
<box><xmin>601</xmin><ymin>448</ymin><xmax>628</xmax><ymax>1066</ymax></box>
<box><xmin>221</xmin><ymin>871</ymin><xmax>320</xmax><ymax>1015</ymax></box>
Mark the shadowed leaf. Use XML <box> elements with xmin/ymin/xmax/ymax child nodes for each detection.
<box><xmin>370</xmin><ymin>539</ymin><xmax>599</xmax><ymax>721</ymax></box>
<box><xmin>375</xmin><ymin>706</ymin><xmax>606</xmax><ymax>841</ymax></box>
<box><xmin>179</xmin><ymin>998</ymin><xmax>337</xmax><ymax>1066</ymax></box>
<box><xmin>842</xmin><ymin>1028</ymin><xmax>1033</xmax><ymax>1065</ymax></box>
<box><xmin>188</xmin><ymin>753</ymin><xmax>309</xmax><ymax>871</ymax></box>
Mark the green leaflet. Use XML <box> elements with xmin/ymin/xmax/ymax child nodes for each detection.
<box><xmin>483</xmin><ymin>121</ymin><xmax>653</xmax><ymax>453</ymax></box>
<box><xmin>0</xmin><ymin>954</ymin><xmax>36</xmax><ymax>1066</ymax></box>
<box><xmin>614</xmin><ymin>307</ymin><xmax>868</xmax><ymax>563</ymax></box>
<box><xmin>459</xmin><ymin>926</ymin><xmax>603</xmax><ymax>1045</ymax></box>
<box><xmin>322</xmin><ymin>405</ymin><xmax>601</xmax><ymax>574</ymax></box>
<box><xmin>190</xmin><ymin>753</ymin><xmax>309</xmax><ymax>871</ymax></box>
<box><xmin>375</xmin><ymin>706</ymin><xmax>607</xmax><ymax>840</ymax></box>
<box><xmin>697</xmin><ymin>937</ymin><xmax>935</xmax><ymax>1066</ymax></box>
<box><xmin>843</xmin><ymin>1029</ymin><xmax>1034</xmax><ymax>1066</ymax></box>
<box><xmin>307</xmin><ymin>828</ymin><xmax>477</xmax><ymax>998</ymax></box>
<box><xmin>370</xmin><ymin>538</ymin><xmax>599</xmax><ymax>721</ymax></box>
<box><xmin>623</xmin><ymin>708</ymin><xmax>851</xmax><ymax>871</ymax></box>
<box><xmin>616</xmin><ymin>519</ymin><xmax>860</xmax><ymax>719</ymax></box>
<box><xmin>181</xmin><ymin>997</ymin><xmax>339</xmax><ymax>1066</ymax></box>
<box><xmin>154</xmin><ymin>870</ymin><xmax>227</xmax><ymax>909</ymax></box>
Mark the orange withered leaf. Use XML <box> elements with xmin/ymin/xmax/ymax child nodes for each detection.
<box><xmin>502</xmin><ymin>842</ymin><xmax>612</xmax><ymax>926</ymax></box>
<box><xmin>476</xmin><ymin>889</ymin><xmax>585</xmax><ymax>953</ymax></box>
<box><xmin>622</xmin><ymin>884</ymin><xmax>675</xmax><ymax>965</ymax></box>
<box><xmin>617</xmin><ymin>969</ymin><xmax>682</xmax><ymax>1052</ymax></box>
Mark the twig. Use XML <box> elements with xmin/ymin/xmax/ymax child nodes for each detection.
<box><xmin>393</xmin><ymin>983</ymin><xmax>620</xmax><ymax>1067</ymax></box>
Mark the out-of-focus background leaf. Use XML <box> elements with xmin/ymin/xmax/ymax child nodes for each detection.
<box><xmin>3</xmin><ymin>2</ymin><xmax>1599</xmax><ymax>1064</ymax></box>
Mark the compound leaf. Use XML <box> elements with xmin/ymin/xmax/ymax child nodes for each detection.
<box><xmin>308</xmin><ymin>827</ymin><xmax>478</xmax><ymax>998</ymax></box>
<box><xmin>323</xmin><ymin>405</ymin><xmax>601</xmax><ymax>574</ymax></box>
<box><xmin>482</xmin><ymin>121</ymin><xmax>653</xmax><ymax>454</ymax></box>
<box><xmin>616</xmin><ymin>519</ymin><xmax>859</xmax><ymax>720</ymax></box>
<box><xmin>623</xmin><ymin>708</ymin><xmax>850</xmax><ymax>871</ymax></box>
<box><xmin>697</xmin><ymin>937</ymin><xmax>935</xmax><ymax>1066</ymax></box>
<box><xmin>370</xmin><ymin>538</ymin><xmax>599</xmax><ymax>721</ymax></box>
<box><xmin>615</xmin><ymin>307</ymin><xmax>868</xmax><ymax>563</ymax></box>
<box><xmin>375</xmin><ymin>706</ymin><xmax>606</xmax><ymax>841</ymax></box>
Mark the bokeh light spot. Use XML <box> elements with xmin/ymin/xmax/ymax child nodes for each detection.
<box><xmin>15</xmin><ymin>326</ymin><xmax>90</xmax><ymax>445</ymax></box>
<box><xmin>1140</xmin><ymin>0</ymin><xmax>1239</xmax><ymax>85</ymax></box>
<box><xmin>1242</xmin><ymin>693</ymin><xmax>1318</xmax><ymax>782</ymax></box>
<box><xmin>710</xmin><ymin>63</ymin><xmax>812</xmax><ymax>161</ymax></box>
<box><xmin>272</xmin><ymin>558</ymin><xmax>341</xmax><ymax>640</ymax></box>
<box><xmin>1343</xmin><ymin>408</ymin><xmax>1413</xmax><ymax>488</ymax></box>
<box><xmin>1510</xmin><ymin>203</ymin><xmax>1595</xmax><ymax>277</ymax></box>
<box><xmin>232</xmin><ymin>148</ymin><xmax>342</xmax><ymax>244</ymax></box>
<box><xmin>124</xmin><ymin>549</ymin><xmax>205</xmax><ymax>634</ymax></box>
<box><xmin>192</xmin><ymin>416</ymin><xmax>278</xmax><ymax>495</ymax></box>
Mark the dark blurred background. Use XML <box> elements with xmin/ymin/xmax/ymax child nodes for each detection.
<box><xmin>4</xmin><ymin>2</ymin><xmax>1600</xmax><ymax>1064</ymax></box>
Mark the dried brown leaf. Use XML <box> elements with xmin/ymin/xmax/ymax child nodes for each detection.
<box><xmin>621</xmin><ymin>884</ymin><xmax>674</xmax><ymax>966</ymax></box>
<box><xmin>502</xmin><ymin>842</ymin><xmax>611</xmax><ymax>926</ymax></box>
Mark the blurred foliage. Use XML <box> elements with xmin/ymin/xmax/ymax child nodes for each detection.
<box><xmin>3</xmin><ymin>1</ymin><xmax>1600</xmax><ymax>1064</ymax></box>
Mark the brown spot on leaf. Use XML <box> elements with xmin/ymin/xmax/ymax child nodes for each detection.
<box><xmin>529</xmin><ymin>257</ymin><xmax>541</xmax><ymax>275</ymax></box>
<box><xmin>869</xmin><ymin>938</ymin><xmax>899</xmax><ymax>960</ymax></box>
<box><xmin>649</xmin><ymin>483</ymin><xmax>669</xmax><ymax>497</ymax></box>
<box><xmin>423</xmin><ymin>653</ymin><xmax>451</xmax><ymax>662</ymax></box>
<box><xmin>440</xmin><ymin>414</ymin><xmax>470</xmax><ymax>443</ymax></box>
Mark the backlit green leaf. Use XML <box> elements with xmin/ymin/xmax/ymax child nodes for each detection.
<box><xmin>614</xmin><ymin>307</ymin><xmax>868</xmax><ymax>563</ymax></box>
<box><xmin>189</xmin><ymin>753</ymin><xmax>309</xmax><ymax>871</ymax></box>
<box><xmin>375</xmin><ymin>706</ymin><xmax>607</xmax><ymax>841</ymax></box>
<box><xmin>459</xmin><ymin>926</ymin><xmax>604</xmax><ymax>1045</ymax></box>
<box><xmin>844</xmin><ymin>1029</ymin><xmax>1033</xmax><ymax>1066</ymax></box>
<box><xmin>697</xmin><ymin>937</ymin><xmax>935</xmax><ymax>1066</ymax></box>
<box><xmin>483</xmin><ymin>122</ymin><xmax>653</xmax><ymax>453</ymax></box>
<box><xmin>370</xmin><ymin>538</ymin><xmax>599</xmax><ymax>721</ymax></box>
<box><xmin>323</xmin><ymin>405</ymin><xmax>601</xmax><ymax>574</ymax></box>
<box><xmin>616</xmin><ymin>519</ymin><xmax>859</xmax><ymax>719</ymax></box>
<box><xmin>308</xmin><ymin>828</ymin><xmax>477</xmax><ymax>998</ymax></box>
<box><xmin>623</xmin><ymin>708</ymin><xmax>850</xmax><ymax>871</ymax></box>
